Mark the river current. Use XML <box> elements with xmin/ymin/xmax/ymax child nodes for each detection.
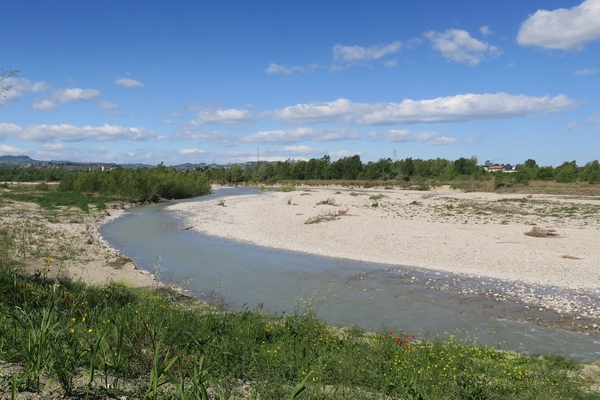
<box><xmin>99</xmin><ymin>187</ymin><xmax>600</xmax><ymax>363</ymax></box>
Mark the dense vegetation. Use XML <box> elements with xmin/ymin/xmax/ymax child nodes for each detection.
<box><xmin>0</xmin><ymin>263</ymin><xmax>596</xmax><ymax>399</ymax></box>
<box><xmin>1</xmin><ymin>164</ymin><xmax>211</xmax><ymax>203</ymax></box>
<box><xmin>202</xmin><ymin>156</ymin><xmax>600</xmax><ymax>187</ymax></box>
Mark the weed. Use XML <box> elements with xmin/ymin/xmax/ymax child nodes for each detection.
<box><xmin>217</xmin><ymin>199</ymin><xmax>226</xmax><ymax>206</ymax></box>
<box><xmin>305</xmin><ymin>211</ymin><xmax>337</xmax><ymax>224</ymax></box>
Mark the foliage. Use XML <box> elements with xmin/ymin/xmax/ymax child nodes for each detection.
<box><xmin>58</xmin><ymin>163</ymin><xmax>210</xmax><ymax>203</ymax></box>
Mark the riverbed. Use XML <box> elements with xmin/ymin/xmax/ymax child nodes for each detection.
<box><xmin>100</xmin><ymin>187</ymin><xmax>600</xmax><ymax>363</ymax></box>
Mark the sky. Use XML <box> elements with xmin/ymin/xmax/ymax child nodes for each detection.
<box><xmin>1</xmin><ymin>0</ymin><xmax>600</xmax><ymax>167</ymax></box>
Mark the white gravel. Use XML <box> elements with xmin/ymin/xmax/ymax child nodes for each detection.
<box><xmin>167</xmin><ymin>187</ymin><xmax>600</xmax><ymax>293</ymax></box>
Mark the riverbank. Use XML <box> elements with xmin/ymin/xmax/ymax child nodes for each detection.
<box><xmin>0</xmin><ymin>197</ymin><xmax>158</xmax><ymax>288</ymax></box>
<box><xmin>167</xmin><ymin>187</ymin><xmax>600</xmax><ymax>332</ymax></box>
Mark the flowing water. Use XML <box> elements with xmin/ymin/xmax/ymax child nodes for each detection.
<box><xmin>100</xmin><ymin>187</ymin><xmax>600</xmax><ymax>363</ymax></box>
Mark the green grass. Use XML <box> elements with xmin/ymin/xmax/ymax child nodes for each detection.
<box><xmin>0</xmin><ymin>264</ymin><xmax>597</xmax><ymax>399</ymax></box>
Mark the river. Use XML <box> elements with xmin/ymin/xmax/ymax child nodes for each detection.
<box><xmin>100</xmin><ymin>187</ymin><xmax>600</xmax><ymax>363</ymax></box>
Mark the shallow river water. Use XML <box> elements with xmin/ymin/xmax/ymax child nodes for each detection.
<box><xmin>100</xmin><ymin>187</ymin><xmax>600</xmax><ymax>363</ymax></box>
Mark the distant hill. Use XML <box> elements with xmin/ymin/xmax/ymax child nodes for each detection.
<box><xmin>0</xmin><ymin>155</ymin><xmax>36</xmax><ymax>167</ymax></box>
<box><xmin>0</xmin><ymin>155</ymin><xmax>155</xmax><ymax>170</ymax></box>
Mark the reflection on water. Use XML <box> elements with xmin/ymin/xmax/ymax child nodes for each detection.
<box><xmin>100</xmin><ymin>187</ymin><xmax>600</xmax><ymax>363</ymax></box>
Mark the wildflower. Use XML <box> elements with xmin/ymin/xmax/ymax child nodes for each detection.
<box><xmin>19</xmin><ymin>285</ymin><xmax>26</xmax><ymax>289</ymax></box>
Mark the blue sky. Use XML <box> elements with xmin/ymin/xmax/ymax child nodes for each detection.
<box><xmin>1</xmin><ymin>0</ymin><xmax>600</xmax><ymax>166</ymax></box>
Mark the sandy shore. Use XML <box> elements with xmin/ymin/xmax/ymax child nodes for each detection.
<box><xmin>0</xmin><ymin>199</ymin><xmax>158</xmax><ymax>288</ymax></box>
<box><xmin>168</xmin><ymin>187</ymin><xmax>600</xmax><ymax>292</ymax></box>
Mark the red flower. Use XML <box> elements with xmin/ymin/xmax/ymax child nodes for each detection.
<box><xmin>404</xmin><ymin>340</ymin><xmax>409</xmax><ymax>345</ymax></box>
<box><xmin>396</xmin><ymin>337</ymin><xmax>401</xmax><ymax>344</ymax></box>
<box><xmin>19</xmin><ymin>285</ymin><xmax>26</xmax><ymax>289</ymax></box>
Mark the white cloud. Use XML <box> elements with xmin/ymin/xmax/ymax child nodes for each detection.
<box><xmin>270</xmin><ymin>93</ymin><xmax>578</xmax><ymax>126</ymax></box>
<box><xmin>0</xmin><ymin>77</ymin><xmax>48</xmax><ymax>104</ymax></box>
<box><xmin>34</xmin><ymin>143</ymin><xmax>85</xmax><ymax>160</ymax></box>
<box><xmin>115</xmin><ymin>78</ymin><xmax>145</xmax><ymax>88</ymax></box>
<box><xmin>480</xmin><ymin>26</ymin><xmax>493</xmax><ymax>36</ymax></box>
<box><xmin>508</xmin><ymin>62</ymin><xmax>516</xmax><ymax>68</ymax></box>
<box><xmin>191</xmin><ymin>108</ymin><xmax>256</xmax><ymax>125</ymax></box>
<box><xmin>53</xmin><ymin>88</ymin><xmax>100</xmax><ymax>103</ymax></box>
<box><xmin>97</xmin><ymin>100</ymin><xmax>121</xmax><ymax>115</ymax></box>
<box><xmin>32</xmin><ymin>99</ymin><xmax>59</xmax><ymax>111</ymax></box>
<box><xmin>328</xmin><ymin>150</ymin><xmax>363</xmax><ymax>160</ymax></box>
<box><xmin>0</xmin><ymin>144</ymin><xmax>29</xmax><ymax>155</ymax></box>
<box><xmin>241</xmin><ymin>127</ymin><xmax>360</xmax><ymax>144</ymax></box>
<box><xmin>175</xmin><ymin>130</ymin><xmax>239</xmax><ymax>147</ymax></box>
<box><xmin>333</xmin><ymin>40</ymin><xmax>402</xmax><ymax>61</ymax></box>
<box><xmin>18</xmin><ymin>123</ymin><xmax>157</xmax><ymax>142</ymax></box>
<box><xmin>266</xmin><ymin>63</ymin><xmax>305</xmax><ymax>75</ymax></box>
<box><xmin>587</xmin><ymin>112</ymin><xmax>600</xmax><ymax>129</ymax></box>
<box><xmin>566</xmin><ymin>122</ymin><xmax>580</xmax><ymax>132</ymax></box>
<box><xmin>0</xmin><ymin>123</ymin><xmax>24</xmax><ymax>138</ymax></box>
<box><xmin>517</xmin><ymin>0</ymin><xmax>600</xmax><ymax>51</ymax></box>
<box><xmin>425</xmin><ymin>29</ymin><xmax>499</xmax><ymax>66</ymax></box>
<box><xmin>384</xmin><ymin>59</ymin><xmax>397</xmax><ymax>67</ymax></box>
<box><xmin>270</xmin><ymin>98</ymin><xmax>372</xmax><ymax>125</ymax></box>
<box><xmin>180</xmin><ymin>148</ymin><xmax>205</xmax><ymax>155</ymax></box>
<box><xmin>372</xmin><ymin>129</ymin><xmax>459</xmax><ymax>145</ymax></box>
<box><xmin>574</xmin><ymin>67</ymin><xmax>599</xmax><ymax>75</ymax></box>
<box><xmin>160</xmin><ymin>120</ymin><xmax>174</xmax><ymax>125</ymax></box>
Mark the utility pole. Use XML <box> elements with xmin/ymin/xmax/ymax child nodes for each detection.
<box><xmin>392</xmin><ymin>149</ymin><xmax>397</xmax><ymax>161</ymax></box>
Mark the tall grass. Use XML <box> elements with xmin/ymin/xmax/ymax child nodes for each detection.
<box><xmin>0</xmin><ymin>262</ymin><xmax>597</xmax><ymax>399</ymax></box>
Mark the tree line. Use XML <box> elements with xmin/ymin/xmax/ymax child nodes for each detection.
<box><xmin>0</xmin><ymin>164</ymin><xmax>210</xmax><ymax>203</ymax></box>
<box><xmin>2</xmin><ymin>157</ymin><xmax>599</xmax><ymax>197</ymax></box>
<box><xmin>201</xmin><ymin>156</ymin><xmax>600</xmax><ymax>185</ymax></box>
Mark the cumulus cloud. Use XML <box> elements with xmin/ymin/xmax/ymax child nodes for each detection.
<box><xmin>240</xmin><ymin>127</ymin><xmax>360</xmax><ymax>144</ymax></box>
<box><xmin>266</xmin><ymin>63</ymin><xmax>308</xmax><ymax>75</ymax></box>
<box><xmin>180</xmin><ymin>148</ymin><xmax>205</xmax><ymax>155</ymax></box>
<box><xmin>191</xmin><ymin>108</ymin><xmax>256</xmax><ymax>125</ymax></box>
<box><xmin>574</xmin><ymin>67</ymin><xmax>599</xmax><ymax>75</ymax></box>
<box><xmin>0</xmin><ymin>77</ymin><xmax>48</xmax><ymax>104</ymax></box>
<box><xmin>566</xmin><ymin>122</ymin><xmax>580</xmax><ymax>132</ymax></box>
<box><xmin>97</xmin><ymin>101</ymin><xmax>121</xmax><ymax>115</ymax></box>
<box><xmin>0</xmin><ymin>144</ymin><xmax>29</xmax><ymax>155</ymax></box>
<box><xmin>425</xmin><ymin>29</ymin><xmax>499</xmax><ymax>66</ymax></box>
<box><xmin>53</xmin><ymin>88</ymin><xmax>100</xmax><ymax>103</ymax></box>
<box><xmin>384</xmin><ymin>59</ymin><xmax>397</xmax><ymax>67</ymax></box>
<box><xmin>34</xmin><ymin>143</ymin><xmax>86</xmax><ymax>159</ymax></box>
<box><xmin>587</xmin><ymin>112</ymin><xmax>600</xmax><ymax>129</ymax></box>
<box><xmin>0</xmin><ymin>123</ymin><xmax>24</xmax><ymax>138</ymax></box>
<box><xmin>517</xmin><ymin>0</ymin><xmax>600</xmax><ymax>51</ymax></box>
<box><xmin>115</xmin><ymin>78</ymin><xmax>145</xmax><ymax>88</ymax></box>
<box><xmin>371</xmin><ymin>129</ymin><xmax>459</xmax><ymax>145</ymax></box>
<box><xmin>270</xmin><ymin>93</ymin><xmax>578</xmax><ymax>126</ymax></box>
<box><xmin>333</xmin><ymin>40</ymin><xmax>402</xmax><ymax>61</ymax></box>
<box><xmin>479</xmin><ymin>26</ymin><xmax>493</xmax><ymax>36</ymax></box>
<box><xmin>175</xmin><ymin>130</ymin><xmax>239</xmax><ymax>147</ymax></box>
<box><xmin>17</xmin><ymin>123</ymin><xmax>157</xmax><ymax>142</ymax></box>
<box><xmin>32</xmin><ymin>99</ymin><xmax>59</xmax><ymax>111</ymax></box>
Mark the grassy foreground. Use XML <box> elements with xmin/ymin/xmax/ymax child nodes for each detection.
<box><xmin>1</xmin><ymin>265</ymin><xmax>598</xmax><ymax>399</ymax></box>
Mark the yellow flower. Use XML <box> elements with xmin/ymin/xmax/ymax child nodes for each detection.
<box><xmin>88</xmin><ymin>329</ymin><xmax>93</xmax><ymax>333</ymax></box>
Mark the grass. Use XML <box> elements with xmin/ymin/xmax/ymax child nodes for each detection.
<box><xmin>3</xmin><ymin>190</ymin><xmax>129</xmax><ymax>212</ymax></box>
<box><xmin>0</xmin><ymin>264</ymin><xmax>598</xmax><ymax>399</ymax></box>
